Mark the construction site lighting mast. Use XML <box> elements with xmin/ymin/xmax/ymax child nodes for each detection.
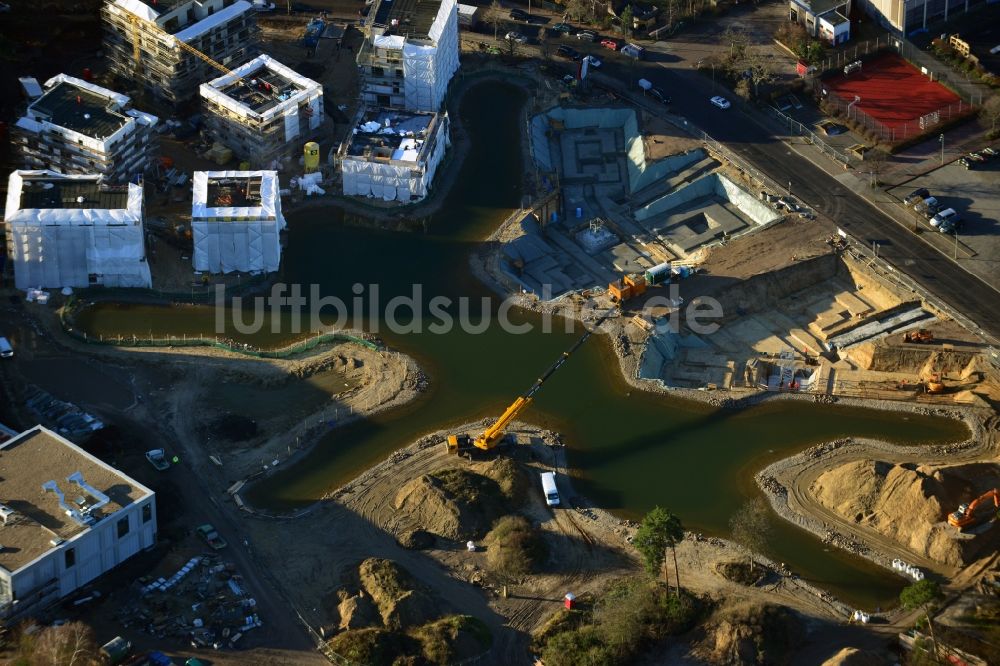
<box><xmin>446</xmin><ymin>308</ymin><xmax>616</xmax><ymax>454</ymax></box>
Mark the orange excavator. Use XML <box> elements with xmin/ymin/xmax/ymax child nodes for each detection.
<box><xmin>446</xmin><ymin>308</ymin><xmax>615</xmax><ymax>454</ymax></box>
<box><xmin>947</xmin><ymin>489</ymin><xmax>999</xmax><ymax>529</ymax></box>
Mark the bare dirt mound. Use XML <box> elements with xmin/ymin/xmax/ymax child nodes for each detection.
<box><xmin>393</xmin><ymin>467</ymin><xmax>508</xmax><ymax>540</ymax></box>
<box><xmin>821</xmin><ymin>647</ymin><xmax>890</xmax><ymax>666</ymax></box>
<box><xmin>811</xmin><ymin>460</ymin><xmax>965</xmax><ymax>565</ymax></box>
<box><xmin>359</xmin><ymin>558</ymin><xmax>442</xmax><ymax>631</ymax></box>
<box><xmin>693</xmin><ymin>602</ymin><xmax>803</xmax><ymax>665</ymax></box>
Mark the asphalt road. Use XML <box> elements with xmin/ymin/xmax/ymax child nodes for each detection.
<box><xmin>600</xmin><ymin>57</ymin><xmax>1000</xmax><ymax>342</ymax></box>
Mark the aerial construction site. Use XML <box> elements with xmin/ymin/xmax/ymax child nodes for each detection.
<box><xmin>1</xmin><ymin>1</ymin><xmax>999</xmax><ymax>665</ymax></box>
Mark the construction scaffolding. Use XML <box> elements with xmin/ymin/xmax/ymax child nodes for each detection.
<box><xmin>4</xmin><ymin>170</ymin><xmax>152</xmax><ymax>290</ymax></box>
<box><xmin>358</xmin><ymin>0</ymin><xmax>459</xmax><ymax>113</ymax></box>
<box><xmin>101</xmin><ymin>0</ymin><xmax>260</xmax><ymax>104</ymax></box>
<box><xmin>12</xmin><ymin>74</ymin><xmax>159</xmax><ymax>183</ymax></box>
<box><xmin>191</xmin><ymin>170</ymin><xmax>285</xmax><ymax>274</ymax></box>
<box><xmin>200</xmin><ymin>55</ymin><xmax>324</xmax><ymax>169</ymax></box>
<box><xmin>338</xmin><ymin>107</ymin><xmax>450</xmax><ymax>202</ymax></box>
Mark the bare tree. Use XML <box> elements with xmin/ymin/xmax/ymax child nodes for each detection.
<box><xmin>734</xmin><ymin>78</ymin><xmax>751</xmax><ymax>102</ymax></box>
<box><xmin>538</xmin><ymin>27</ymin><xmax>551</xmax><ymax>60</ymax></box>
<box><xmin>865</xmin><ymin>148</ymin><xmax>890</xmax><ymax>187</ymax></box>
<box><xmin>27</xmin><ymin>622</ymin><xmax>99</xmax><ymax>666</ymax></box>
<box><xmin>980</xmin><ymin>94</ymin><xmax>1000</xmax><ymax>136</ymax></box>
<box><xmin>729</xmin><ymin>497</ymin><xmax>772</xmax><ymax>572</ymax></box>
<box><xmin>564</xmin><ymin>0</ymin><xmax>589</xmax><ymax>22</ymax></box>
<box><xmin>485</xmin><ymin>0</ymin><xmax>506</xmax><ymax>41</ymax></box>
<box><xmin>722</xmin><ymin>25</ymin><xmax>752</xmax><ymax>75</ymax></box>
<box><xmin>745</xmin><ymin>47</ymin><xmax>775</xmax><ymax>99</ymax></box>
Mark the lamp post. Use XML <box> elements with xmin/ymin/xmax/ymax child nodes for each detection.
<box><xmin>939</xmin><ymin>134</ymin><xmax>945</xmax><ymax>164</ymax></box>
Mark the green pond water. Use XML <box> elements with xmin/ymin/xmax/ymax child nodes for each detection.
<box><xmin>74</xmin><ymin>84</ymin><xmax>968</xmax><ymax>610</ymax></box>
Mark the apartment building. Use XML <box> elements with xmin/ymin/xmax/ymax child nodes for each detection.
<box><xmin>5</xmin><ymin>170</ymin><xmax>153</xmax><ymax>290</ymax></box>
<box><xmin>102</xmin><ymin>0</ymin><xmax>259</xmax><ymax>104</ymax></box>
<box><xmin>860</xmin><ymin>0</ymin><xmax>988</xmax><ymax>34</ymax></box>
<box><xmin>0</xmin><ymin>426</ymin><xmax>156</xmax><ymax>622</ymax></box>
<box><xmin>200</xmin><ymin>55</ymin><xmax>325</xmax><ymax>169</ymax></box>
<box><xmin>338</xmin><ymin>107</ymin><xmax>449</xmax><ymax>203</ymax></box>
<box><xmin>12</xmin><ymin>74</ymin><xmax>159</xmax><ymax>183</ymax></box>
<box><xmin>357</xmin><ymin>0</ymin><xmax>460</xmax><ymax>112</ymax></box>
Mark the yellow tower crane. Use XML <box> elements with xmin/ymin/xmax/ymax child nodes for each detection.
<box><xmin>126</xmin><ymin>13</ymin><xmax>241</xmax><ymax>83</ymax></box>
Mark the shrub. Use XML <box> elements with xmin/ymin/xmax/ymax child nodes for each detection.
<box><xmin>484</xmin><ymin>515</ymin><xmax>545</xmax><ymax>581</ymax></box>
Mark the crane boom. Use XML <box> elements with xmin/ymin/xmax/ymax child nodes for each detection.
<box><xmin>126</xmin><ymin>13</ymin><xmax>237</xmax><ymax>80</ymax></box>
<box><xmin>447</xmin><ymin>308</ymin><xmax>615</xmax><ymax>454</ymax></box>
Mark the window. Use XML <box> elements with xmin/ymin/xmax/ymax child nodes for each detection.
<box><xmin>117</xmin><ymin>517</ymin><xmax>130</xmax><ymax>538</ymax></box>
<box><xmin>64</xmin><ymin>548</ymin><xmax>76</xmax><ymax>568</ymax></box>
<box><xmin>142</xmin><ymin>504</ymin><xmax>152</xmax><ymax>524</ymax></box>
<box><xmin>373</xmin><ymin>66</ymin><xmax>385</xmax><ymax>77</ymax></box>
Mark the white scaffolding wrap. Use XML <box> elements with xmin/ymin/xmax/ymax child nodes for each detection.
<box><xmin>191</xmin><ymin>170</ymin><xmax>285</xmax><ymax>274</ymax></box>
<box><xmin>341</xmin><ymin>114</ymin><xmax>449</xmax><ymax>203</ymax></box>
<box><xmin>4</xmin><ymin>171</ymin><xmax>152</xmax><ymax>290</ymax></box>
<box><xmin>400</xmin><ymin>0</ymin><xmax>459</xmax><ymax>112</ymax></box>
<box><xmin>200</xmin><ymin>54</ymin><xmax>324</xmax><ymax>123</ymax></box>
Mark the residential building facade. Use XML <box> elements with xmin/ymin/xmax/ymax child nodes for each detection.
<box><xmin>357</xmin><ymin>0</ymin><xmax>460</xmax><ymax>112</ymax></box>
<box><xmin>12</xmin><ymin>74</ymin><xmax>159</xmax><ymax>183</ymax></box>
<box><xmin>0</xmin><ymin>426</ymin><xmax>156</xmax><ymax>622</ymax></box>
<box><xmin>102</xmin><ymin>0</ymin><xmax>260</xmax><ymax>104</ymax></box>
<box><xmin>200</xmin><ymin>55</ymin><xmax>325</xmax><ymax>169</ymax></box>
<box><xmin>789</xmin><ymin>0</ymin><xmax>852</xmax><ymax>45</ymax></box>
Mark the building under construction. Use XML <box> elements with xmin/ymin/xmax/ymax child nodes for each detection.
<box><xmin>200</xmin><ymin>55</ymin><xmax>325</xmax><ymax>169</ymax></box>
<box><xmin>101</xmin><ymin>0</ymin><xmax>260</xmax><ymax>105</ymax></box>
<box><xmin>12</xmin><ymin>74</ymin><xmax>159</xmax><ymax>183</ymax></box>
<box><xmin>191</xmin><ymin>170</ymin><xmax>285</xmax><ymax>274</ymax></box>
<box><xmin>357</xmin><ymin>0</ymin><xmax>460</xmax><ymax>112</ymax></box>
<box><xmin>338</xmin><ymin>107</ymin><xmax>449</xmax><ymax>202</ymax></box>
<box><xmin>4</xmin><ymin>170</ymin><xmax>153</xmax><ymax>290</ymax></box>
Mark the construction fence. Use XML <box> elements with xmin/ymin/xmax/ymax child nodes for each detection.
<box><xmin>60</xmin><ymin>306</ymin><xmax>379</xmax><ymax>357</ymax></box>
<box><xmin>810</xmin><ymin>34</ymin><xmax>985</xmax><ymax>145</ymax></box>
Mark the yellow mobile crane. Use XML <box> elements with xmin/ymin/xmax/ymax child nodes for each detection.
<box><xmin>446</xmin><ymin>308</ymin><xmax>615</xmax><ymax>454</ymax></box>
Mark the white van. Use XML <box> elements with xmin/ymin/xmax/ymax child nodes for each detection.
<box><xmin>540</xmin><ymin>472</ymin><xmax>560</xmax><ymax>507</ymax></box>
<box><xmin>0</xmin><ymin>337</ymin><xmax>12</xmax><ymax>359</ymax></box>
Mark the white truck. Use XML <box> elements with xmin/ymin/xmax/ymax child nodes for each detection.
<box><xmin>540</xmin><ymin>472</ymin><xmax>560</xmax><ymax>507</ymax></box>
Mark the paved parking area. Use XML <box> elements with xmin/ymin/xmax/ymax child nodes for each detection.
<box><xmin>887</xmin><ymin>158</ymin><xmax>1000</xmax><ymax>290</ymax></box>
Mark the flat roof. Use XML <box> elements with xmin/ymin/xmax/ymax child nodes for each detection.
<box><xmin>0</xmin><ymin>427</ymin><xmax>152</xmax><ymax>573</ymax></box>
<box><xmin>217</xmin><ymin>66</ymin><xmax>307</xmax><ymax>115</ymax></box>
<box><xmin>18</xmin><ymin>177</ymin><xmax>132</xmax><ymax>211</ymax></box>
<box><xmin>373</xmin><ymin>0</ymin><xmax>443</xmax><ymax>38</ymax></box>
<box><xmin>29</xmin><ymin>81</ymin><xmax>128</xmax><ymax>140</ymax></box>
<box><xmin>347</xmin><ymin>108</ymin><xmax>437</xmax><ymax>161</ymax></box>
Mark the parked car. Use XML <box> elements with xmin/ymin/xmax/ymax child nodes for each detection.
<box><xmin>930</xmin><ymin>207</ymin><xmax>960</xmax><ymax>229</ymax></box>
<box><xmin>0</xmin><ymin>3</ymin><xmax>11</xmax><ymax>12</ymax></box>
<box><xmin>600</xmin><ymin>38</ymin><xmax>619</xmax><ymax>50</ymax></box>
<box><xmin>505</xmin><ymin>31</ymin><xmax>527</xmax><ymax>44</ymax></box>
<box><xmin>576</xmin><ymin>30</ymin><xmax>598</xmax><ymax>41</ymax></box>
<box><xmin>556</xmin><ymin>45</ymin><xmax>580</xmax><ymax>60</ymax></box>
<box><xmin>145</xmin><ymin>449</ymin><xmax>170</xmax><ymax>471</ymax></box>
<box><xmin>902</xmin><ymin>187</ymin><xmax>929</xmax><ymax>205</ymax></box>
<box><xmin>509</xmin><ymin>8</ymin><xmax>528</xmax><ymax>20</ymax></box>
<box><xmin>982</xmin><ymin>147</ymin><xmax>998</xmax><ymax>158</ymax></box>
<box><xmin>584</xmin><ymin>54</ymin><xmax>602</xmax><ymax>68</ymax></box>
<box><xmin>710</xmin><ymin>95</ymin><xmax>731</xmax><ymax>109</ymax></box>
<box><xmin>251</xmin><ymin>0</ymin><xmax>275</xmax><ymax>10</ymax></box>
<box><xmin>621</xmin><ymin>43</ymin><xmax>645</xmax><ymax>59</ymax></box>
<box><xmin>649</xmin><ymin>87</ymin><xmax>671</xmax><ymax>104</ymax></box>
<box><xmin>552</xmin><ymin>22</ymin><xmax>574</xmax><ymax>33</ymax></box>
<box><xmin>958</xmin><ymin>157</ymin><xmax>974</xmax><ymax>170</ymax></box>
<box><xmin>196</xmin><ymin>524</ymin><xmax>228</xmax><ymax>550</ymax></box>
<box><xmin>0</xmin><ymin>337</ymin><xmax>12</xmax><ymax>359</ymax></box>
<box><xmin>823</xmin><ymin>123</ymin><xmax>847</xmax><ymax>136</ymax></box>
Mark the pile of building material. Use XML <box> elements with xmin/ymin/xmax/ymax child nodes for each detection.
<box><xmin>118</xmin><ymin>553</ymin><xmax>262</xmax><ymax>648</ymax></box>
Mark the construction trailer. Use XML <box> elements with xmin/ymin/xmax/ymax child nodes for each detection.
<box><xmin>12</xmin><ymin>74</ymin><xmax>159</xmax><ymax>183</ymax></box>
<box><xmin>0</xmin><ymin>426</ymin><xmax>156</xmax><ymax>623</ymax></box>
<box><xmin>4</xmin><ymin>170</ymin><xmax>153</xmax><ymax>290</ymax></box>
<box><xmin>357</xmin><ymin>0</ymin><xmax>460</xmax><ymax>113</ymax></box>
<box><xmin>191</xmin><ymin>170</ymin><xmax>285</xmax><ymax>274</ymax></box>
<box><xmin>101</xmin><ymin>0</ymin><xmax>260</xmax><ymax>105</ymax></box>
<box><xmin>200</xmin><ymin>55</ymin><xmax>325</xmax><ymax>170</ymax></box>
<box><xmin>338</xmin><ymin>107</ymin><xmax>449</xmax><ymax>202</ymax></box>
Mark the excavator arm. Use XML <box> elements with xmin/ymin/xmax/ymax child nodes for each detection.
<box><xmin>948</xmin><ymin>488</ymin><xmax>999</xmax><ymax>529</ymax></box>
